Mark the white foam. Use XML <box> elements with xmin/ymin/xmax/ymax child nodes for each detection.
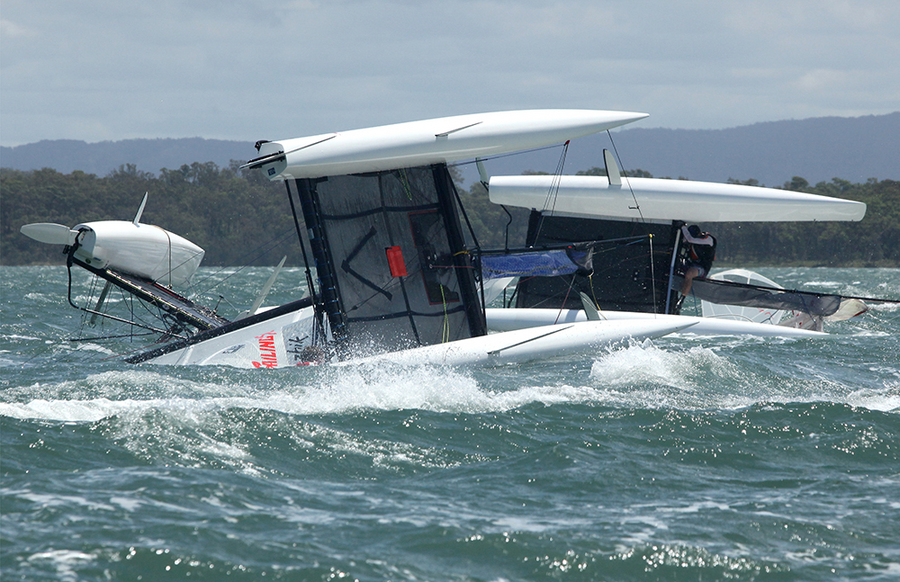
<box><xmin>588</xmin><ymin>342</ymin><xmax>755</xmax><ymax>409</ymax></box>
<box><xmin>0</xmin><ymin>398</ymin><xmax>117</xmax><ymax>422</ymax></box>
<box><xmin>846</xmin><ymin>384</ymin><xmax>900</xmax><ymax>413</ymax></box>
<box><xmin>27</xmin><ymin>549</ymin><xmax>96</xmax><ymax>582</ymax></box>
<box><xmin>28</xmin><ymin>550</ymin><xmax>96</xmax><ymax>562</ymax></box>
<box><xmin>110</xmin><ymin>495</ymin><xmax>144</xmax><ymax>512</ymax></box>
<box><xmin>1</xmin><ymin>333</ymin><xmax>42</xmax><ymax>341</ymax></box>
<box><xmin>803</xmin><ymin>281</ymin><xmax>843</xmax><ymax>288</ymax></box>
<box><xmin>4</xmin><ymin>339</ymin><xmax>897</xmax><ymax>427</ymax></box>
<box><xmin>70</xmin><ymin>342</ymin><xmax>118</xmax><ymax>355</ymax></box>
<box><xmin>273</xmin><ymin>365</ymin><xmax>490</xmax><ymax>415</ymax></box>
<box><xmin>657</xmin><ymin>500</ymin><xmax>732</xmax><ymax>514</ymax></box>
<box><xmin>19</xmin><ymin>491</ymin><xmax>116</xmax><ymax>512</ymax></box>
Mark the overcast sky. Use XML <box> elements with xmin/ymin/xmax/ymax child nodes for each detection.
<box><xmin>2</xmin><ymin>0</ymin><xmax>898</xmax><ymax>148</ymax></box>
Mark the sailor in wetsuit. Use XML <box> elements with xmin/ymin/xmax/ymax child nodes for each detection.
<box><xmin>679</xmin><ymin>224</ymin><xmax>716</xmax><ymax>299</ymax></box>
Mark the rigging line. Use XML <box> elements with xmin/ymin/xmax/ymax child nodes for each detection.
<box><xmin>607</xmin><ymin>130</ymin><xmax>646</xmax><ymax>224</ymax></box>
<box><xmin>664</xmin><ymin>227</ymin><xmax>683</xmax><ymax>314</ymax></box>
<box><xmin>211</xmin><ymin>293</ymin><xmax>239</xmax><ymax>314</ymax></box>
<box><xmin>159</xmin><ymin>226</ymin><xmax>173</xmax><ymax>288</ymax></box>
<box><xmin>80</xmin><ymin>271</ymin><xmax>100</xmax><ymax>332</ymax></box>
<box><xmin>477</xmin><ymin>234</ymin><xmax>655</xmax><ymax>256</ymax></box>
<box><xmin>699</xmin><ymin>278</ymin><xmax>900</xmax><ymax>305</ymax></box>
<box><xmin>129</xmin><ymin>283</ymin><xmax>137</xmax><ymax>340</ymax></box>
<box><xmin>487</xmin><ymin>324</ymin><xmax>574</xmax><ymax>355</ymax></box>
<box><xmin>607</xmin><ymin>132</ymin><xmax>660</xmax><ymax>314</ymax></box>
<box><xmin>648</xmin><ymin>234</ymin><xmax>659</xmax><ymax>314</ymax></box>
<box><xmin>505</xmin><ymin>284</ymin><xmax>518</xmax><ymax>308</ymax></box>
<box><xmin>68</xmin><ymin>332</ymin><xmax>156</xmax><ymax>342</ymax></box>
<box><xmin>543</xmin><ymin>140</ymin><xmax>570</xmax><ymax>215</ymax></box>
<box><xmin>192</xmin><ymin>227</ymin><xmax>296</xmax><ymax>294</ymax></box>
<box><xmin>440</xmin><ymin>284</ymin><xmax>450</xmax><ymax>343</ymax></box>
<box><xmin>448</xmin><ymin>142</ymin><xmax>570</xmax><ymax>169</ymax></box>
<box><xmin>589</xmin><ymin>271</ymin><xmax>601</xmax><ymax>314</ymax></box>
<box><xmin>399</xmin><ymin>168</ymin><xmax>413</xmax><ymax>200</ymax></box>
<box><xmin>534</xmin><ymin>140</ymin><xmax>570</xmax><ymax>242</ymax></box>
<box><xmin>148</xmin><ymin>225</ymin><xmax>206</xmax><ymax>290</ymax></box>
<box><xmin>75</xmin><ymin>299</ymin><xmax>180</xmax><ymax>336</ymax></box>
<box><xmin>501</xmin><ymin>205</ymin><xmax>513</xmax><ymax>252</ymax></box>
<box><xmin>555</xmin><ymin>274</ymin><xmax>576</xmax><ymax>325</ymax></box>
<box><xmin>197</xmin><ymin>228</ymin><xmax>294</xmax><ymax>291</ymax></box>
<box><xmin>286</xmin><ymin>181</ymin><xmax>323</xmax><ymax>335</ymax></box>
<box><xmin>127</xmin><ymin>283</ymin><xmax>190</xmax><ymax>333</ymax></box>
<box><xmin>64</xmin><ymin>239</ymin><xmax>176</xmax><ymax>338</ymax></box>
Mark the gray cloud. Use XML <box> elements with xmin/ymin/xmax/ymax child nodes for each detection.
<box><xmin>2</xmin><ymin>0</ymin><xmax>898</xmax><ymax>146</ymax></box>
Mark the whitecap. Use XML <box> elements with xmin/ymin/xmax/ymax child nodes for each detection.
<box><xmin>0</xmin><ymin>398</ymin><xmax>117</xmax><ymax>422</ymax></box>
<box><xmin>802</xmin><ymin>281</ymin><xmax>843</xmax><ymax>288</ymax></box>
<box><xmin>1</xmin><ymin>333</ymin><xmax>42</xmax><ymax>341</ymax></box>
<box><xmin>264</xmin><ymin>365</ymin><xmax>490</xmax><ymax>415</ymax></box>
<box><xmin>27</xmin><ymin>548</ymin><xmax>97</xmax><ymax>582</ymax></box>
<box><xmin>588</xmin><ymin>342</ymin><xmax>754</xmax><ymax>409</ymax></box>
<box><xmin>846</xmin><ymin>384</ymin><xmax>900</xmax><ymax>413</ymax></box>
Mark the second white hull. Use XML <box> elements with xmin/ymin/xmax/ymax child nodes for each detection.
<box><xmin>485</xmin><ymin>308</ymin><xmax>827</xmax><ymax>338</ymax></box>
<box><xmin>342</xmin><ymin>319</ymin><xmax>695</xmax><ymax>367</ymax></box>
<box><xmin>488</xmin><ymin>175</ymin><xmax>866</xmax><ymax>223</ymax></box>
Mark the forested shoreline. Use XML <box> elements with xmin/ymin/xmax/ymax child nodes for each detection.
<box><xmin>2</xmin><ymin>163</ymin><xmax>898</xmax><ymax>267</ymax></box>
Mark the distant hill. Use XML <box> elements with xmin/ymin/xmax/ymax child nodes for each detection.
<box><xmin>2</xmin><ymin>112</ymin><xmax>897</xmax><ymax>187</ymax></box>
<box><xmin>0</xmin><ymin>137</ymin><xmax>252</xmax><ymax>177</ymax></box>
<box><xmin>460</xmin><ymin>112</ymin><xmax>900</xmax><ymax>187</ymax></box>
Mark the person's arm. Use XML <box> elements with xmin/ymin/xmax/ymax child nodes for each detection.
<box><xmin>681</xmin><ymin>225</ymin><xmax>714</xmax><ymax>246</ymax></box>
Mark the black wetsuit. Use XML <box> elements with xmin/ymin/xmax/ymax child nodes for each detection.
<box><xmin>689</xmin><ymin>235</ymin><xmax>716</xmax><ymax>274</ymax></box>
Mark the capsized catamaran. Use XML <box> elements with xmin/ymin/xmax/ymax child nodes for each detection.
<box><xmin>479</xmin><ymin>148</ymin><xmax>896</xmax><ymax>336</ymax></box>
<box><xmin>23</xmin><ymin>109</ymin><xmax>698</xmax><ymax>368</ymax></box>
<box><xmin>22</xmin><ymin>109</ymin><xmax>897</xmax><ymax>364</ymax></box>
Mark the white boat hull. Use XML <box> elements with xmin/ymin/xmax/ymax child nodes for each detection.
<box><xmin>251</xmin><ymin>109</ymin><xmax>649</xmax><ymax>180</ymax></box>
<box><xmin>485</xmin><ymin>308</ymin><xmax>828</xmax><ymax>338</ymax></box>
<box><xmin>148</xmin><ymin>307</ymin><xmax>319</xmax><ymax>367</ymax></box>
<box><xmin>341</xmin><ymin>319</ymin><xmax>695</xmax><ymax>367</ymax></box>
<box><xmin>488</xmin><ymin>175</ymin><xmax>866</xmax><ymax>222</ymax></box>
<box><xmin>147</xmin><ymin>313</ymin><xmax>690</xmax><ymax>368</ymax></box>
<box><xmin>73</xmin><ymin>221</ymin><xmax>205</xmax><ymax>287</ymax></box>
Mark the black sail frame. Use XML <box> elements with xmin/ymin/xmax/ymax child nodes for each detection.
<box><xmin>289</xmin><ymin>163</ymin><xmax>485</xmax><ymax>356</ymax></box>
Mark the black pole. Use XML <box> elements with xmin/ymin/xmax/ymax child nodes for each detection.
<box><xmin>292</xmin><ymin>178</ymin><xmax>349</xmax><ymax>344</ymax></box>
<box><xmin>432</xmin><ymin>164</ymin><xmax>487</xmax><ymax>337</ymax></box>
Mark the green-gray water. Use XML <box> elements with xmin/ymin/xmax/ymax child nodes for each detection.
<box><xmin>2</xmin><ymin>266</ymin><xmax>899</xmax><ymax>581</ymax></box>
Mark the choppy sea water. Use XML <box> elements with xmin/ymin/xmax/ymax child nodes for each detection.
<box><xmin>2</xmin><ymin>266</ymin><xmax>899</xmax><ymax>581</ymax></box>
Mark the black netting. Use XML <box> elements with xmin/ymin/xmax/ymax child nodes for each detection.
<box><xmin>305</xmin><ymin>166</ymin><xmax>477</xmax><ymax>351</ymax></box>
<box><xmin>514</xmin><ymin>216</ymin><xmax>678</xmax><ymax>313</ymax></box>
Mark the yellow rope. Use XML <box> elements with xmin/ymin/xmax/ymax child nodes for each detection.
<box><xmin>440</xmin><ymin>284</ymin><xmax>450</xmax><ymax>343</ymax></box>
<box><xmin>399</xmin><ymin>168</ymin><xmax>413</xmax><ymax>200</ymax></box>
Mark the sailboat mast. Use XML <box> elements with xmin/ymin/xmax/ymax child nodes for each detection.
<box><xmin>432</xmin><ymin>164</ymin><xmax>487</xmax><ymax>337</ymax></box>
<box><xmin>290</xmin><ymin>178</ymin><xmax>349</xmax><ymax>343</ymax></box>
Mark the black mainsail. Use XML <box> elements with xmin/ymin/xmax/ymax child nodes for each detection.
<box><xmin>288</xmin><ymin>164</ymin><xmax>485</xmax><ymax>356</ymax></box>
<box><xmin>511</xmin><ymin>214</ymin><xmax>680</xmax><ymax>314</ymax></box>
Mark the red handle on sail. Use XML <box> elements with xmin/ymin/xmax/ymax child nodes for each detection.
<box><xmin>386</xmin><ymin>246</ymin><xmax>408</xmax><ymax>277</ymax></box>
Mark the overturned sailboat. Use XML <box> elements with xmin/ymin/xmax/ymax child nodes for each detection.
<box><xmin>23</xmin><ymin>109</ymin><xmax>698</xmax><ymax>367</ymax></box>
<box><xmin>22</xmin><ymin>109</ymin><xmax>897</xmax><ymax>365</ymax></box>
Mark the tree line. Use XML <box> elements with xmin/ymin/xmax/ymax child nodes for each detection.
<box><xmin>2</xmin><ymin>162</ymin><xmax>898</xmax><ymax>267</ymax></box>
